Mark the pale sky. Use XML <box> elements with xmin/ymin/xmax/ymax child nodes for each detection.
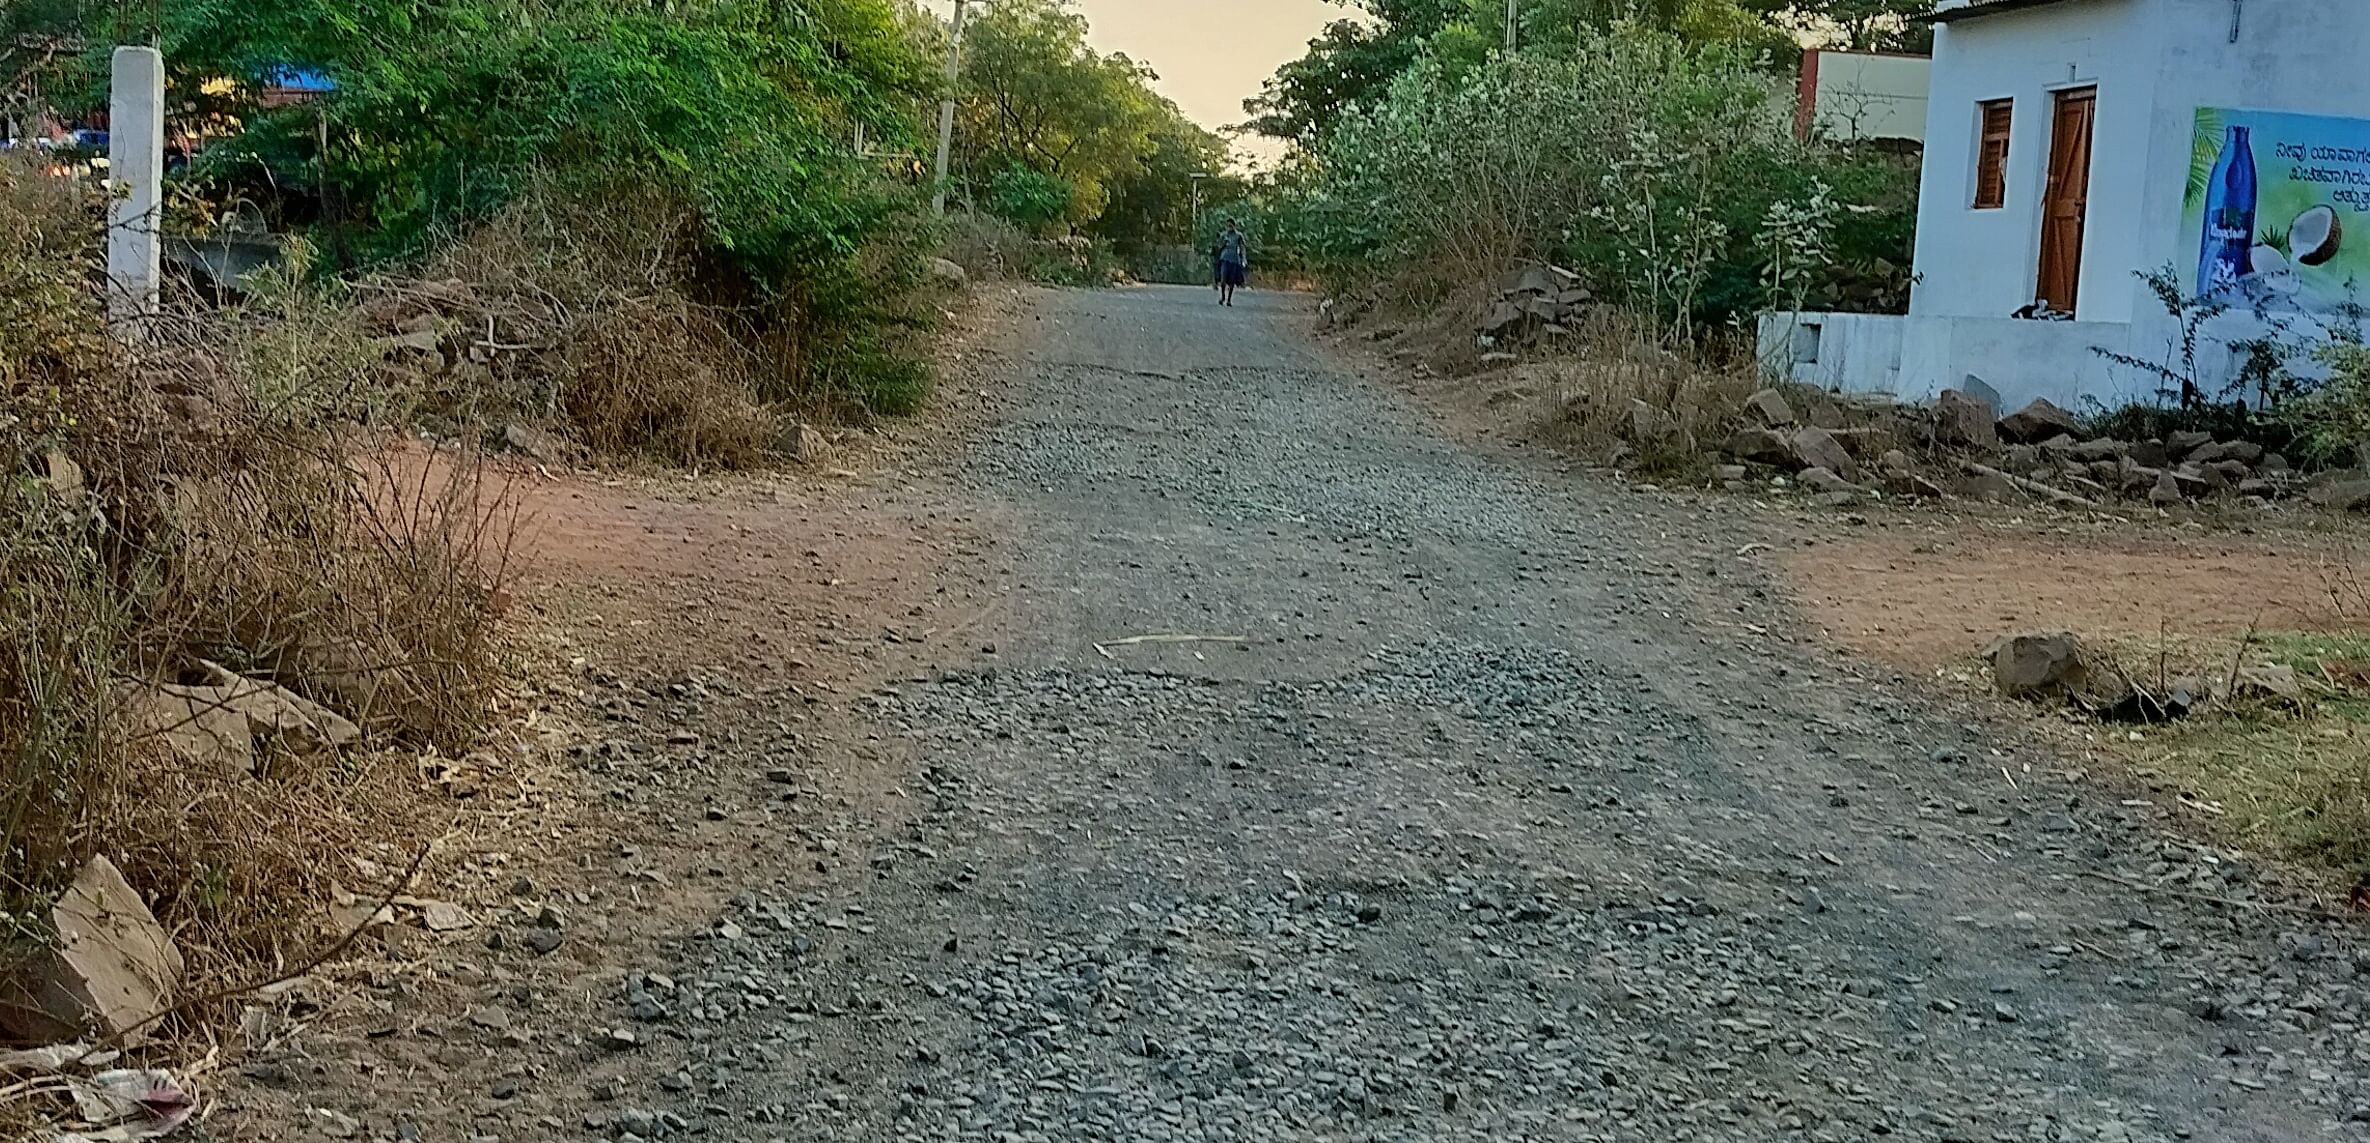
<box><xmin>930</xmin><ymin>0</ymin><xmax>1359</xmax><ymax>168</ymax></box>
<box><xmin>1078</xmin><ymin>0</ymin><xmax>1359</xmax><ymax>162</ymax></box>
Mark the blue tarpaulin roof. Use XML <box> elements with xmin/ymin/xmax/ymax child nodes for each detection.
<box><xmin>263</xmin><ymin>68</ymin><xmax>334</xmax><ymax>92</ymax></box>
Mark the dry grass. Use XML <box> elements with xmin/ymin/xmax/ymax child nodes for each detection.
<box><xmin>1524</xmin><ymin>317</ymin><xmax>1760</xmax><ymax>476</ymax></box>
<box><xmin>420</xmin><ymin>187</ymin><xmax>782</xmax><ymax>468</ymax></box>
<box><xmin>2083</xmin><ymin>555</ymin><xmax>2370</xmax><ymax>880</ymax></box>
<box><xmin>1</xmin><ymin>157</ymin><xmax>513</xmax><ymax>1017</ymax></box>
<box><xmin>941</xmin><ymin>213</ymin><xmax>1032</xmax><ymax>283</ymax></box>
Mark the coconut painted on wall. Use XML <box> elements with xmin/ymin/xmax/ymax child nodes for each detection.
<box><xmin>2184</xmin><ymin>107</ymin><xmax>2370</xmax><ymax>313</ymax></box>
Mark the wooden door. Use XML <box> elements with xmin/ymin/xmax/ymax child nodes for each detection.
<box><xmin>2036</xmin><ymin>87</ymin><xmax>2097</xmax><ymax>314</ymax></box>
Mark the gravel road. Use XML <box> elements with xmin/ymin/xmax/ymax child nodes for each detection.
<box><xmin>626</xmin><ymin>286</ymin><xmax>2370</xmax><ymax>1143</ymax></box>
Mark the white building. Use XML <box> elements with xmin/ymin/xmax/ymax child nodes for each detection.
<box><xmin>1795</xmin><ymin>50</ymin><xmax>1931</xmax><ymax>144</ymax></box>
<box><xmin>1766</xmin><ymin>0</ymin><xmax>2370</xmax><ymax>412</ymax></box>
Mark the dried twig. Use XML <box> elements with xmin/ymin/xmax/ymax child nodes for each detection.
<box><xmin>1092</xmin><ymin>634</ymin><xmax>1251</xmax><ymax>658</ymax></box>
<box><xmin>1960</xmin><ymin>461</ymin><xmax>2101</xmax><ymax>509</ymax></box>
<box><xmin>2221</xmin><ymin>612</ymin><xmax>2265</xmax><ymax>700</ymax></box>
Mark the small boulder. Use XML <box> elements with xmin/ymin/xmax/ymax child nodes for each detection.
<box><xmin>1711</xmin><ymin>464</ymin><xmax>1748</xmax><ymax>482</ymax></box>
<box><xmin>1997</xmin><ymin>398</ymin><xmax>2084</xmax><ymax>444</ymax></box>
<box><xmin>1789</xmin><ymin>426</ymin><xmax>1858</xmax><ymax>480</ymax></box>
<box><xmin>789</xmin><ymin>423</ymin><xmax>829</xmax><ymax>464</ymax></box>
<box><xmin>1798</xmin><ymin>466</ymin><xmax>1857</xmax><ymax>494</ymax></box>
<box><xmin>2165</xmin><ymin>429</ymin><xmax>2214</xmax><ymax>459</ymax></box>
<box><xmin>2036</xmin><ymin>433</ymin><xmax>2082</xmax><ymax>459</ymax></box>
<box><xmin>926</xmin><ymin>257</ymin><xmax>969</xmax><ymax>288</ymax></box>
<box><xmin>2069</xmin><ymin>438</ymin><xmax>2127</xmax><ymax>463</ymax></box>
<box><xmin>1989</xmin><ymin>633</ymin><xmax>2088</xmax><ymax>700</ymax></box>
<box><xmin>1726</xmin><ymin>428</ymin><xmax>1796</xmax><ymax>467</ymax></box>
<box><xmin>1478</xmin><ymin>301</ymin><xmax>1525</xmax><ymax>336</ymax></box>
<box><xmin>2149</xmin><ymin>470</ymin><xmax>2184</xmax><ymax>506</ymax></box>
<box><xmin>2127</xmin><ymin>439</ymin><xmax>2170</xmax><ymax>468</ymax></box>
<box><xmin>2308</xmin><ymin>476</ymin><xmax>2370</xmax><ymax>511</ymax></box>
<box><xmin>1623</xmin><ymin>399</ymin><xmax>1679</xmax><ymax>444</ymax></box>
<box><xmin>1742</xmin><ymin>389</ymin><xmax>1797</xmax><ymax>428</ymax></box>
<box><xmin>1934</xmin><ymin>389</ymin><xmax>1998</xmax><ymax>449</ymax></box>
<box><xmin>501</xmin><ymin>422</ymin><xmax>571</xmax><ymax>465</ymax></box>
<box><xmin>0</xmin><ymin>856</ymin><xmax>183</xmax><ymax>1045</ymax></box>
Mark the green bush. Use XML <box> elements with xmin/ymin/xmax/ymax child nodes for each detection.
<box><xmin>152</xmin><ymin>0</ymin><xmax>943</xmax><ymax>418</ymax></box>
<box><xmin>1297</xmin><ymin>25</ymin><xmax>1917</xmax><ymax>340</ymax></box>
<box><xmin>986</xmin><ymin>165</ymin><xmax>1076</xmax><ymax>233</ymax></box>
<box><xmin>2281</xmin><ymin>344</ymin><xmax>2370</xmax><ymax>467</ymax></box>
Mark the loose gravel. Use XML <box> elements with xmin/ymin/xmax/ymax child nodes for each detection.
<box><xmin>621</xmin><ymin>287</ymin><xmax>2370</xmax><ymax>1143</ymax></box>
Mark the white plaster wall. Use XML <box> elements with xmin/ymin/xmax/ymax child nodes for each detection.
<box><xmin>2120</xmin><ymin>0</ymin><xmax>2370</xmax><ymax>393</ymax></box>
<box><xmin>1809</xmin><ymin>52</ymin><xmax>1931</xmax><ymax>143</ymax></box>
<box><xmin>1911</xmin><ymin>0</ymin><xmax>2152</xmax><ymax>324</ymax></box>
<box><xmin>1757</xmin><ymin>312</ymin><xmax>1906</xmax><ymax>392</ymax></box>
<box><xmin>1900</xmin><ymin>317</ymin><xmax>2143</xmax><ymax>408</ymax></box>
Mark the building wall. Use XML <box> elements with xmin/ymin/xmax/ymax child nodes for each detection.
<box><xmin>2123</xmin><ymin>0</ymin><xmax>2370</xmax><ymax>390</ymax></box>
<box><xmin>1800</xmin><ymin>51</ymin><xmax>1931</xmax><ymax>143</ymax></box>
<box><xmin>1910</xmin><ymin>0</ymin><xmax>2152</xmax><ymax>325</ymax></box>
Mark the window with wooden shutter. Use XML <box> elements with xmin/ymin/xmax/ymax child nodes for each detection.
<box><xmin>1974</xmin><ymin>99</ymin><xmax>2013</xmax><ymax>209</ymax></box>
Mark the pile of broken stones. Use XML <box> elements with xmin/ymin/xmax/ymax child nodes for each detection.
<box><xmin>1708</xmin><ymin>383</ymin><xmax>2352</xmax><ymax>511</ymax></box>
<box><xmin>1475</xmin><ymin>263</ymin><xmax>1594</xmax><ymax>362</ymax></box>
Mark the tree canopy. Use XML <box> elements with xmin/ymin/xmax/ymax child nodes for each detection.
<box><xmin>1247</xmin><ymin>0</ymin><xmax>1932</xmax><ymax>153</ymax></box>
<box><xmin>952</xmin><ymin>0</ymin><xmax>1227</xmax><ymax>243</ymax></box>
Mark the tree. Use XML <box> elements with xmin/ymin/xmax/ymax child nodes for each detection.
<box><xmin>953</xmin><ymin>0</ymin><xmax>1167</xmax><ymax>224</ymax></box>
<box><xmin>1248</xmin><ymin>0</ymin><xmax>1793</xmax><ymax>152</ymax></box>
<box><xmin>1093</xmin><ymin>109</ymin><xmax>1231</xmax><ymax>251</ymax></box>
<box><xmin>1242</xmin><ymin>0</ymin><xmax>1463</xmax><ymax>150</ymax></box>
<box><xmin>1741</xmin><ymin>0</ymin><xmax>1935</xmax><ymax>53</ymax></box>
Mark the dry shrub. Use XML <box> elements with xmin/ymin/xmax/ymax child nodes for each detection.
<box><xmin>1</xmin><ymin>158</ymin><xmax>513</xmax><ymax>999</ymax></box>
<box><xmin>1527</xmin><ymin>314</ymin><xmax>1758</xmax><ymax>476</ymax></box>
<box><xmin>941</xmin><ymin>212</ymin><xmax>1031</xmax><ymax>282</ymax></box>
<box><xmin>421</xmin><ymin>187</ymin><xmax>781</xmax><ymax>468</ymax></box>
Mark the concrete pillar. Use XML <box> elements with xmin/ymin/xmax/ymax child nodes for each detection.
<box><xmin>106</xmin><ymin>46</ymin><xmax>165</xmax><ymax>338</ymax></box>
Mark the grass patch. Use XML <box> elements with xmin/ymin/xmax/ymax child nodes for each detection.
<box><xmin>2113</xmin><ymin>632</ymin><xmax>2370</xmax><ymax>877</ymax></box>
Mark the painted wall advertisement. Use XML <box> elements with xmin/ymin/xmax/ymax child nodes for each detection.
<box><xmin>2186</xmin><ymin>107</ymin><xmax>2370</xmax><ymax>311</ymax></box>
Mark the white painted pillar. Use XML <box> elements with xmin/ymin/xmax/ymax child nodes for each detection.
<box><xmin>106</xmin><ymin>46</ymin><xmax>165</xmax><ymax>338</ymax></box>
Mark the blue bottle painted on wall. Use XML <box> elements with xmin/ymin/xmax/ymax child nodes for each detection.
<box><xmin>2198</xmin><ymin>126</ymin><xmax>2257</xmax><ymax>298</ymax></box>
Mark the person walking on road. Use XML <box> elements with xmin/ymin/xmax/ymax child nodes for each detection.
<box><xmin>1216</xmin><ymin>219</ymin><xmax>1248</xmax><ymax>307</ymax></box>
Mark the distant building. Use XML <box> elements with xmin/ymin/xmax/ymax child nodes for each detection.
<box><xmin>1795</xmin><ymin>50</ymin><xmax>1930</xmax><ymax>145</ymax></box>
<box><xmin>1764</xmin><ymin>0</ymin><xmax>2370</xmax><ymax>411</ymax></box>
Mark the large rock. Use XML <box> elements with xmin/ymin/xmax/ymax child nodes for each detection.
<box><xmin>1789</xmin><ymin>426</ymin><xmax>1858</xmax><ymax>480</ymax></box>
<box><xmin>1996</xmin><ymin>398</ymin><xmax>2084</xmax><ymax>444</ymax></box>
<box><xmin>1726</xmin><ymin>427</ymin><xmax>1796</xmax><ymax>467</ymax></box>
<box><xmin>2149</xmin><ymin>470</ymin><xmax>2184</xmax><ymax>506</ymax></box>
<box><xmin>2308</xmin><ymin>476</ymin><xmax>2370</xmax><ymax>511</ymax></box>
<box><xmin>1989</xmin><ymin>632</ymin><xmax>2089</xmax><ymax>700</ymax></box>
<box><xmin>1742</xmin><ymin>389</ymin><xmax>1797</xmax><ymax>428</ymax></box>
<box><xmin>1934</xmin><ymin>389</ymin><xmax>1998</xmax><ymax>448</ymax></box>
<box><xmin>2127</xmin><ymin>439</ymin><xmax>2170</xmax><ymax>468</ymax></box>
<box><xmin>1497</xmin><ymin>263</ymin><xmax>1562</xmax><ymax>297</ymax></box>
<box><xmin>2165</xmin><ymin>429</ymin><xmax>2214</xmax><ymax>459</ymax></box>
<box><xmin>121</xmin><ymin>664</ymin><xmax>362</xmax><ymax>775</ymax></box>
<box><xmin>0</xmin><ymin>856</ymin><xmax>183</xmax><ymax>1045</ymax></box>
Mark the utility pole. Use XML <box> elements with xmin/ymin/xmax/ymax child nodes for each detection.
<box><xmin>932</xmin><ymin>0</ymin><xmax>969</xmax><ymax>216</ymax></box>
<box><xmin>1505</xmin><ymin>0</ymin><xmax>1517</xmax><ymax>53</ymax></box>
